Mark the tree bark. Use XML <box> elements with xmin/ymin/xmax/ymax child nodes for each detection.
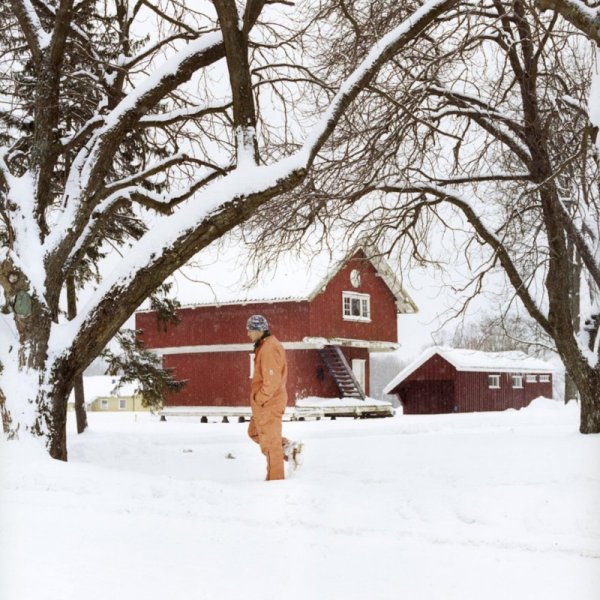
<box><xmin>66</xmin><ymin>276</ymin><xmax>87</xmax><ymax>433</ymax></box>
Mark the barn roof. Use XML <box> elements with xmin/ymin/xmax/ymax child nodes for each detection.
<box><xmin>152</xmin><ymin>240</ymin><xmax>417</xmax><ymax>313</ymax></box>
<box><xmin>384</xmin><ymin>346</ymin><xmax>555</xmax><ymax>394</ymax></box>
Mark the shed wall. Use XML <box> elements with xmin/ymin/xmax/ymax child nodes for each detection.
<box><xmin>455</xmin><ymin>372</ymin><xmax>553</xmax><ymax>412</ymax></box>
<box><xmin>390</xmin><ymin>353</ymin><xmax>553</xmax><ymax>414</ymax></box>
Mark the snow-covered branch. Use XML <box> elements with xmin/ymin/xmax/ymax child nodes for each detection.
<box><xmin>46</xmin><ymin>31</ymin><xmax>227</xmax><ymax>261</ymax></box>
<box><xmin>50</xmin><ymin>0</ymin><xmax>461</xmax><ymax>371</ymax></box>
<box><xmin>101</xmin><ymin>155</ymin><xmax>227</xmax><ymax>198</ymax></box>
<box><xmin>304</xmin><ymin>0</ymin><xmax>460</xmax><ymax>166</ymax></box>
<box><xmin>427</xmin><ymin>85</ymin><xmax>532</xmax><ymax>165</ymax></box>
<box><xmin>537</xmin><ymin>0</ymin><xmax>600</xmax><ymax>44</ymax></box>
<box><xmin>555</xmin><ymin>196</ymin><xmax>600</xmax><ymax>288</ymax></box>
<box><xmin>117</xmin><ymin>32</ymin><xmax>199</xmax><ymax>71</ymax></box>
<box><xmin>9</xmin><ymin>0</ymin><xmax>48</xmax><ymax>60</ymax></box>
<box><xmin>138</xmin><ymin>100</ymin><xmax>232</xmax><ymax>128</ymax></box>
<box><xmin>366</xmin><ymin>181</ymin><xmax>554</xmax><ymax>336</ymax></box>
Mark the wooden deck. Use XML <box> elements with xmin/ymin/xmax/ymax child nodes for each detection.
<box><xmin>158</xmin><ymin>402</ymin><xmax>394</xmax><ymax>422</ymax></box>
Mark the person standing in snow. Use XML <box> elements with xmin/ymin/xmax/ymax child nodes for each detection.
<box><xmin>246</xmin><ymin>314</ymin><xmax>303</xmax><ymax>480</ymax></box>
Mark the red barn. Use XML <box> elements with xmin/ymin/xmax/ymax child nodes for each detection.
<box><xmin>136</xmin><ymin>248</ymin><xmax>417</xmax><ymax>409</ymax></box>
<box><xmin>384</xmin><ymin>347</ymin><xmax>554</xmax><ymax>414</ymax></box>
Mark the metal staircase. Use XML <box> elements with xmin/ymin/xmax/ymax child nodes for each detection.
<box><xmin>318</xmin><ymin>345</ymin><xmax>366</xmax><ymax>400</ymax></box>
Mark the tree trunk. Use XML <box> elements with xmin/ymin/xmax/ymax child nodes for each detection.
<box><xmin>576</xmin><ymin>369</ymin><xmax>600</xmax><ymax>433</ymax></box>
<box><xmin>67</xmin><ymin>276</ymin><xmax>88</xmax><ymax>434</ymax></box>
<box><xmin>73</xmin><ymin>375</ymin><xmax>87</xmax><ymax>434</ymax></box>
<box><xmin>565</xmin><ymin>240</ymin><xmax>582</xmax><ymax>404</ymax></box>
<box><xmin>45</xmin><ymin>360</ymin><xmax>74</xmax><ymax>461</ymax></box>
<box><xmin>564</xmin><ymin>375</ymin><xmax>579</xmax><ymax>404</ymax></box>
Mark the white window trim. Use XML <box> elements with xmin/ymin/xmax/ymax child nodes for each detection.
<box><xmin>342</xmin><ymin>291</ymin><xmax>371</xmax><ymax>322</ymax></box>
<box><xmin>488</xmin><ymin>374</ymin><xmax>500</xmax><ymax>389</ymax></box>
<box><xmin>526</xmin><ymin>374</ymin><xmax>537</xmax><ymax>383</ymax></box>
<box><xmin>539</xmin><ymin>374</ymin><xmax>551</xmax><ymax>383</ymax></box>
<box><xmin>512</xmin><ymin>375</ymin><xmax>523</xmax><ymax>389</ymax></box>
<box><xmin>119</xmin><ymin>399</ymin><xmax>127</xmax><ymax>410</ymax></box>
<box><xmin>100</xmin><ymin>399</ymin><xmax>109</xmax><ymax>410</ymax></box>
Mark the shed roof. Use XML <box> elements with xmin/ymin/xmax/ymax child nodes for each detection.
<box><xmin>147</xmin><ymin>241</ymin><xmax>418</xmax><ymax>313</ymax></box>
<box><xmin>384</xmin><ymin>346</ymin><xmax>555</xmax><ymax>394</ymax></box>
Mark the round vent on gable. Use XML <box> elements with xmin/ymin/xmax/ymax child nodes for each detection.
<box><xmin>350</xmin><ymin>269</ymin><xmax>361</xmax><ymax>288</ymax></box>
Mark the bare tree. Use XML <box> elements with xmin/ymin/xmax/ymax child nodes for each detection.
<box><xmin>254</xmin><ymin>0</ymin><xmax>600</xmax><ymax>432</ymax></box>
<box><xmin>536</xmin><ymin>0</ymin><xmax>600</xmax><ymax>44</ymax></box>
<box><xmin>0</xmin><ymin>0</ymin><xmax>460</xmax><ymax>459</ymax></box>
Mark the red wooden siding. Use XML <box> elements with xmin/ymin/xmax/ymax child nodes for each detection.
<box><xmin>401</xmin><ymin>354</ymin><xmax>457</xmax><ymax>383</ymax></box>
<box><xmin>399</xmin><ymin>380</ymin><xmax>455</xmax><ymax>414</ymax></box>
<box><xmin>136</xmin><ymin>250</ymin><xmax>395</xmax><ymax>407</ymax></box>
<box><xmin>309</xmin><ymin>252</ymin><xmax>398</xmax><ymax>342</ymax></box>
<box><xmin>161</xmin><ymin>346</ymin><xmax>369</xmax><ymax>407</ymax></box>
<box><xmin>390</xmin><ymin>353</ymin><xmax>553</xmax><ymax>414</ymax></box>
<box><xmin>454</xmin><ymin>372</ymin><xmax>552</xmax><ymax>412</ymax></box>
<box><xmin>137</xmin><ymin>302</ymin><xmax>311</xmax><ymax>349</ymax></box>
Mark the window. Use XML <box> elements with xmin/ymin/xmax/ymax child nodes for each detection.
<box><xmin>526</xmin><ymin>374</ymin><xmax>537</xmax><ymax>383</ymax></box>
<box><xmin>101</xmin><ymin>399</ymin><xmax>109</xmax><ymax>410</ymax></box>
<box><xmin>119</xmin><ymin>399</ymin><xmax>127</xmax><ymax>410</ymax></box>
<box><xmin>512</xmin><ymin>375</ymin><xmax>523</xmax><ymax>388</ymax></box>
<box><xmin>350</xmin><ymin>269</ymin><xmax>361</xmax><ymax>288</ymax></box>
<box><xmin>539</xmin><ymin>374</ymin><xmax>550</xmax><ymax>383</ymax></box>
<box><xmin>342</xmin><ymin>292</ymin><xmax>371</xmax><ymax>322</ymax></box>
<box><xmin>488</xmin><ymin>374</ymin><xmax>500</xmax><ymax>389</ymax></box>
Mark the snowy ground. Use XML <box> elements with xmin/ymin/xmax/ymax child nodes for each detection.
<box><xmin>1</xmin><ymin>399</ymin><xmax>599</xmax><ymax>600</ymax></box>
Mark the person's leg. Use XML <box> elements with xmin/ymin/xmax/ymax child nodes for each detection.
<box><xmin>247</xmin><ymin>416</ymin><xmax>261</xmax><ymax>446</ymax></box>
<box><xmin>282</xmin><ymin>437</ymin><xmax>290</xmax><ymax>461</ymax></box>
<box><xmin>255</xmin><ymin>409</ymin><xmax>284</xmax><ymax>480</ymax></box>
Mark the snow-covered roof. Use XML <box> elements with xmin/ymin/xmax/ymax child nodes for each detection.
<box><xmin>67</xmin><ymin>376</ymin><xmax>138</xmax><ymax>404</ymax></box>
<box><xmin>384</xmin><ymin>346</ymin><xmax>555</xmax><ymax>394</ymax></box>
<box><xmin>144</xmin><ymin>239</ymin><xmax>417</xmax><ymax>313</ymax></box>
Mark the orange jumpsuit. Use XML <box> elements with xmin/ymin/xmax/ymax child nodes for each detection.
<box><xmin>247</xmin><ymin>334</ymin><xmax>288</xmax><ymax>480</ymax></box>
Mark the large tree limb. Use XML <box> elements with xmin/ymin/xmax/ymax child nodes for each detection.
<box><xmin>9</xmin><ymin>0</ymin><xmax>46</xmax><ymax>62</ymax></box>
<box><xmin>537</xmin><ymin>0</ymin><xmax>600</xmax><ymax>44</ymax></box>
<box><xmin>378</xmin><ymin>182</ymin><xmax>554</xmax><ymax>335</ymax></box>
<box><xmin>49</xmin><ymin>0</ymin><xmax>462</xmax><ymax>379</ymax></box>
<box><xmin>214</xmin><ymin>0</ymin><xmax>260</xmax><ymax>165</ymax></box>
<box><xmin>305</xmin><ymin>0</ymin><xmax>460</xmax><ymax>167</ymax></box>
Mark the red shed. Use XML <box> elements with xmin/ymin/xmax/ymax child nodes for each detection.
<box><xmin>384</xmin><ymin>347</ymin><xmax>554</xmax><ymax>414</ymax></box>
<box><xmin>136</xmin><ymin>248</ymin><xmax>417</xmax><ymax>408</ymax></box>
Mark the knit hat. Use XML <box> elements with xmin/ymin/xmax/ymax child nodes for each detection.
<box><xmin>246</xmin><ymin>314</ymin><xmax>269</xmax><ymax>331</ymax></box>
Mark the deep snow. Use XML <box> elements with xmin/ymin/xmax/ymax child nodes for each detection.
<box><xmin>1</xmin><ymin>399</ymin><xmax>599</xmax><ymax>600</ymax></box>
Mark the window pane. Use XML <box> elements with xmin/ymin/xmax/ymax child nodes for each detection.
<box><xmin>362</xmin><ymin>298</ymin><xmax>369</xmax><ymax>318</ymax></box>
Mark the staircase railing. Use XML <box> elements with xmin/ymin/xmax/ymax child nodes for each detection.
<box><xmin>318</xmin><ymin>345</ymin><xmax>366</xmax><ymax>400</ymax></box>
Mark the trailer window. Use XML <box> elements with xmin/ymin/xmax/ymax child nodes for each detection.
<box><xmin>488</xmin><ymin>374</ymin><xmax>500</xmax><ymax>389</ymax></box>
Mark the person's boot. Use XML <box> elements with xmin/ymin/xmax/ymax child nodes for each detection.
<box><xmin>284</xmin><ymin>440</ymin><xmax>304</xmax><ymax>471</ymax></box>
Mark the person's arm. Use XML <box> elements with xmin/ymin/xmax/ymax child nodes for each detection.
<box><xmin>254</xmin><ymin>344</ymin><xmax>284</xmax><ymax>407</ymax></box>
